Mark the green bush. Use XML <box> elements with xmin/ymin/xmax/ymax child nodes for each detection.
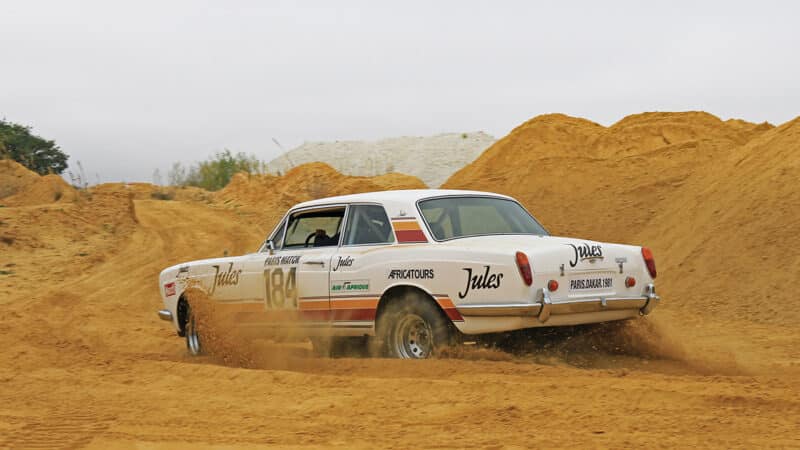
<box><xmin>168</xmin><ymin>150</ymin><xmax>262</xmax><ymax>191</ymax></box>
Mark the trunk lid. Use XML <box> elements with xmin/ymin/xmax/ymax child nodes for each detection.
<box><xmin>442</xmin><ymin>234</ymin><xmax>649</xmax><ymax>299</ymax></box>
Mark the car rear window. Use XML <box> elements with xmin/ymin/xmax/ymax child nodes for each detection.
<box><xmin>418</xmin><ymin>196</ymin><xmax>548</xmax><ymax>240</ymax></box>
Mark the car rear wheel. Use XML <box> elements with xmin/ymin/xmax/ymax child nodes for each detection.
<box><xmin>185</xmin><ymin>304</ymin><xmax>202</xmax><ymax>356</ymax></box>
<box><xmin>380</xmin><ymin>294</ymin><xmax>454</xmax><ymax>359</ymax></box>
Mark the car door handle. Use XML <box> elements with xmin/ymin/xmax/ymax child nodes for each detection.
<box><xmin>303</xmin><ymin>260</ymin><xmax>325</xmax><ymax>266</ymax></box>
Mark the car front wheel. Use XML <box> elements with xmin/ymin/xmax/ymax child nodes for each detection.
<box><xmin>185</xmin><ymin>304</ymin><xmax>202</xmax><ymax>356</ymax></box>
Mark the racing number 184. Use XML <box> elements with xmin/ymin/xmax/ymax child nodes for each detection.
<box><xmin>264</xmin><ymin>267</ymin><xmax>297</xmax><ymax>308</ymax></box>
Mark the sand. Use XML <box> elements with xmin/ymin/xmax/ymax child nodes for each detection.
<box><xmin>1</xmin><ymin>113</ymin><xmax>799</xmax><ymax>449</ymax></box>
<box><xmin>213</xmin><ymin>162</ymin><xmax>426</xmax><ymax>229</ymax></box>
<box><xmin>0</xmin><ymin>159</ymin><xmax>77</xmax><ymax>206</ymax></box>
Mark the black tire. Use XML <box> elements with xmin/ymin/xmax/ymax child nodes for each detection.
<box><xmin>379</xmin><ymin>293</ymin><xmax>454</xmax><ymax>359</ymax></box>
<box><xmin>184</xmin><ymin>303</ymin><xmax>202</xmax><ymax>356</ymax></box>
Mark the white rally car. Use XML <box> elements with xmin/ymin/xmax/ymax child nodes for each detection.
<box><xmin>157</xmin><ymin>190</ymin><xmax>659</xmax><ymax>358</ymax></box>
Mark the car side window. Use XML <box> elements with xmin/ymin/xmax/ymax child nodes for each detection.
<box><xmin>283</xmin><ymin>207</ymin><xmax>346</xmax><ymax>248</ymax></box>
<box><xmin>344</xmin><ymin>205</ymin><xmax>394</xmax><ymax>246</ymax></box>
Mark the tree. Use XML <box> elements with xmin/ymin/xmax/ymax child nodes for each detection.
<box><xmin>0</xmin><ymin>120</ymin><xmax>69</xmax><ymax>175</ymax></box>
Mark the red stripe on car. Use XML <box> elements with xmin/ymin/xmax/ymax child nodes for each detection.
<box><xmin>395</xmin><ymin>229</ymin><xmax>428</xmax><ymax>243</ymax></box>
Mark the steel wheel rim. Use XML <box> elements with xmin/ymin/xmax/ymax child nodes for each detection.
<box><xmin>393</xmin><ymin>314</ymin><xmax>433</xmax><ymax>359</ymax></box>
<box><xmin>186</xmin><ymin>312</ymin><xmax>202</xmax><ymax>355</ymax></box>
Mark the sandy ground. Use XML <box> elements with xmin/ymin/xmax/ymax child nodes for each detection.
<box><xmin>1</xmin><ymin>195</ymin><xmax>798</xmax><ymax>449</ymax></box>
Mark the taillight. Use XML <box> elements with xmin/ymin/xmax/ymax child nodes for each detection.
<box><xmin>516</xmin><ymin>251</ymin><xmax>533</xmax><ymax>286</ymax></box>
<box><xmin>547</xmin><ymin>279</ymin><xmax>559</xmax><ymax>291</ymax></box>
<box><xmin>164</xmin><ymin>282</ymin><xmax>176</xmax><ymax>296</ymax></box>
<box><xmin>625</xmin><ymin>276</ymin><xmax>636</xmax><ymax>288</ymax></box>
<box><xmin>641</xmin><ymin>247</ymin><xmax>657</xmax><ymax>279</ymax></box>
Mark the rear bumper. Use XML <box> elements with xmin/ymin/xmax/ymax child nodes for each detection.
<box><xmin>456</xmin><ymin>283</ymin><xmax>660</xmax><ymax>324</ymax></box>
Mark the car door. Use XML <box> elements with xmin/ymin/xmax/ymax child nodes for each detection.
<box><xmin>236</xmin><ymin>217</ymin><xmax>295</xmax><ymax>326</ymax></box>
<box><xmin>279</xmin><ymin>205</ymin><xmax>347</xmax><ymax>324</ymax></box>
<box><xmin>330</xmin><ymin>204</ymin><xmax>395</xmax><ymax>327</ymax></box>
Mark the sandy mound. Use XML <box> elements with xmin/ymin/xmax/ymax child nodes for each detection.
<box><xmin>595</xmin><ymin>111</ymin><xmax>768</xmax><ymax>157</ymax></box>
<box><xmin>444</xmin><ymin>112</ymin><xmax>746</xmax><ymax>243</ymax></box>
<box><xmin>638</xmin><ymin>117</ymin><xmax>800</xmax><ymax>326</ymax></box>
<box><xmin>444</xmin><ymin>111</ymin><xmax>798</xmax><ymax>329</ymax></box>
<box><xmin>89</xmin><ymin>182</ymin><xmax>211</xmax><ymax>202</ymax></box>
<box><xmin>266</xmin><ymin>132</ymin><xmax>496</xmax><ymax>187</ymax></box>
<box><xmin>0</xmin><ymin>159</ymin><xmax>38</xmax><ymax>198</ymax></box>
<box><xmin>0</xmin><ymin>188</ymin><xmax>139</xmax><ymax>301</ymax></box>
<box><xmin>215</xmin><ymin>162</ymin><xmax>426</xmax><ymax>226</ymax></box>
<box><xmin>0</xmin><ymin>159</ymin><xmax>77</xmax><ymax>206</ymax></box>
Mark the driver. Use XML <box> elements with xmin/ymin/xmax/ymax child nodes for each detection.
<box><xmin>312</xmin><ymin>229</ymin><xmax>339</xmax><ymax>247</ymax></box>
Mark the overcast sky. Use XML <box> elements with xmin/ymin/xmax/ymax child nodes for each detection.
<box><xmin>1</xmin><ymin>0</ymin><xmax>798</xmax><ymax>183</ymax></box>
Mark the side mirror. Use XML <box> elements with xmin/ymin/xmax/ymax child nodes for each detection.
<box><xmin>266</xmin><ymin>239</ymin><xmax>275</xmax><ymax>255</ymax></box>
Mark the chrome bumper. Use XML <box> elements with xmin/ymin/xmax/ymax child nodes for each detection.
<box><xmin>456</xmin><ymin>283</ymin><xmax>661</xmax><ymax>323</ymax></box>
<box><xmin>157</xmin><ymin>309</ymin><xmax>174</xmax><ymax>321</ymax></box>
<box><xmin>639</xmin><ymin>283</ymin><xmax>660</xmax><ymax>315</ymax></box>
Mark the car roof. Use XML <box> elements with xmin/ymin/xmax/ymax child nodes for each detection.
<box><xmin>291</xmin><ymin>189</ymin><xmax>513</xmax><ymax>210</ymax></box>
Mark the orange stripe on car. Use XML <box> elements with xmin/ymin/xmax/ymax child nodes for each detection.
<box><xmin>331</xmin><ymin>298</ymin><xmax>379</xmax><ymax>309</ymax></box>
<box><xmin>436</xmin><ymin>297</ymin><xmax>456</xmax><ymax>309</ymax></box>
<box><xmin>435</xmin><ymin>296</ymin><xmax>464</xmax><ymax>322</ymax></box>
<box><xmin>392</xmin><ymin>220</ymin><xmax>422</xmax><ymax>231</ymax></box>
<box><xmin>391</xmin><ymin>218</ymin><xmax>429</xmax><ymax>243</ymax></box>
<box><xmin>298</xmin><ymin>301</ymin><xmax>329</xmax><ymax>311</ymax></box>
